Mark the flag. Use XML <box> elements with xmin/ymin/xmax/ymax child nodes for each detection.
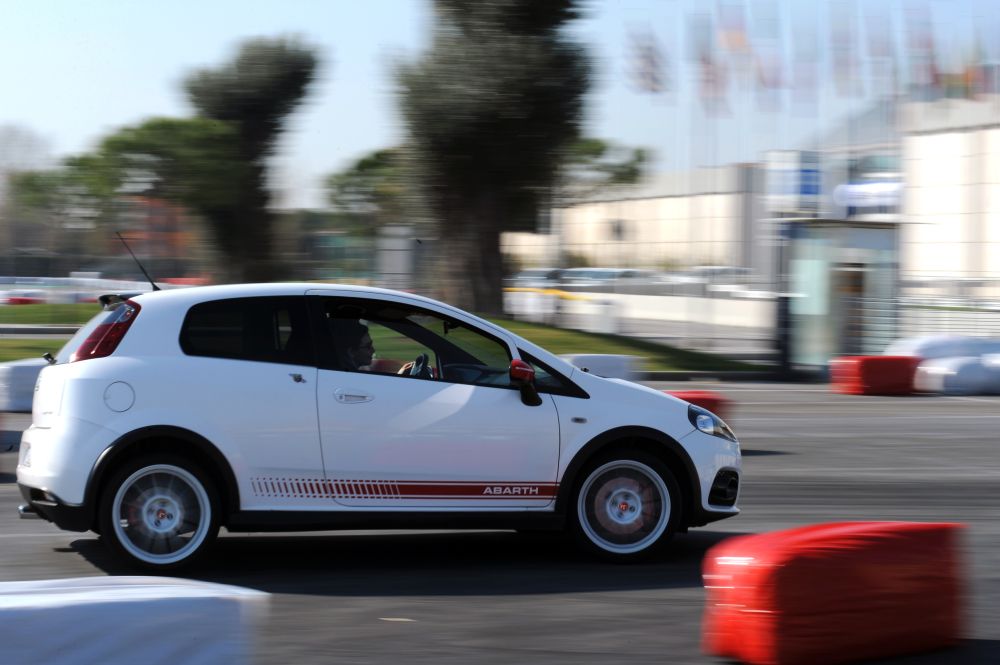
<box><xmin>830</xmin><ymin>0</ymin><xmax>864</xmax><ymax>97</ymax></box>
<box><xmin>865</xmin><ymin>4</ymin><xmax>898</xmax><ymax>97</ymax></box>
<box><xmin>688</xmin><ymin>12</ymin><xmax>729</xmax><ymax>115</ymax></box>
<box><xmin>790</xmin><ymin>7</ymin><xmax>819</xmax><ymax>114</ymax></box>
<box><xmin>904</xmin><ymin>2</ymin><xmax>941</xmax><ymax>100</ymax></box>
<box><xmin>628</xmin><ymin>27</ymin><xmax>671</xmax><ymax>96</ymax></box>
<box><xmin>718</xmin><ymin>0</ymin><xmax>752</xmax><ymax>88</ymax></box>
<box><xmin>752</xmin><ymin>0</ymin><xmax>785</xmax><ymax>111</ymax></box>
<box><xmin>718</xmin><ymin>0</ymin><xmax>750</xmax><ymax>57</ymax></box>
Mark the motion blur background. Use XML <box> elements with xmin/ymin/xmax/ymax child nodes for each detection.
<box><xmin>2</xmin><ymin>0</ymin><xmax>999</xmax><ymax>371</ymax></box>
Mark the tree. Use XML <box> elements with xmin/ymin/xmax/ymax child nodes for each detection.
<box><xmin>0</xmin><ymin>125</ymin><xmax>53</xmax><ymax>273</ymax></box>
<box><xmin>397</xmin><ymin>0</ymin><xmax>590</xmax><ymax>313</ymax></box>
<box><xmin>89</xmin><ymin>118</ymin><xmax>246</xmax><ymax>217</ymax></box>
<box><xmin>323</xmin><ymin>138</ymin><xmax>646</xmax><ymax>236</ymax></box>
<box><xmin>325</xmin><ymin>148</ymin><xmax>406</xmax><ymax>235</ymax></box>
<box><xmin>0</xmin><ymin>124</ymin><xmax>51</xmax><ymax>174</ymax></box>
<box><xmin>182</xmin><ymin>37</ymin><xmax>319</xmax><ymax>281</ymax></box>
<box><xmin>556</xmin><ymin>138</ymin><xmax>648</xmax><ymax>205</ymax></box>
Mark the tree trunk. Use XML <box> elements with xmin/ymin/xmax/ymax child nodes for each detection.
<box><xmin>437</xmin><ymin>190</ymin><xmax>504</xmax><ymax>315</ymax></box>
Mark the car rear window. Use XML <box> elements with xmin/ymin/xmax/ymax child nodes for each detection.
<box><xmin>180</xmin><ymin>296</ymin><xmax>313</xmax><ymax>366</ymax></box>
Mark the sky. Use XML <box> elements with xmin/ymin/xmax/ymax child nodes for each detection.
<box><xmin>1</xmin><ymin>0</ymin><xmax>996</xmax><ymax>209</ymax></box>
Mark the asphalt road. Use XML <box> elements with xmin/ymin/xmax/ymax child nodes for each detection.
<box><xmin>2</xmin><ymin>383</ymin><xmax>999</xmax><ymax>664</ymax></box>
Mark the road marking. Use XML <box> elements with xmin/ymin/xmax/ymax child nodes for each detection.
<box><xmin>379</xmin><ymin>617</ymin><xmax>417</xmax><ymax>623</ymax></box>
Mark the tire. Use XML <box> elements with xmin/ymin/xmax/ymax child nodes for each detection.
<box><xmin>98</xmin><ymin>455</ymin><xmax>220</xmax><ymax>570</ymax></box>
<box><xmin>570</xmin><ymin>449</ymin><xmax>680</xmax><ymax>562</ymax></box>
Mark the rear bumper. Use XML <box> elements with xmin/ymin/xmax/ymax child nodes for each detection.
<box><xmin>18</xmin><ymin>484</ymin><xmax>92</xmax><ymax>532</ymax></box>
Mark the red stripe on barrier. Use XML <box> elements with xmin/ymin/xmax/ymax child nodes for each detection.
<box><xmin>830</xmin><ymin>355</ymin><xmax>920</xmax><ymax>396</ymax></box>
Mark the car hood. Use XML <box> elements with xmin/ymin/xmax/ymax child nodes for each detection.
<box><xmin>571</xmin><ymin>373</ymin><xmax>695</xmax><ymax>433</ymax></box>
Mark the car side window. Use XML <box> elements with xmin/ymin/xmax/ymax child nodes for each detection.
<box><xmin>313</xmin><ymin>297</ymin><xmax>513</xmax><ymax>388</ymax></box>
<box><xmin>519</xmin><ymin>350</ymin><xmax>590</xmax><ymax>399</ymax></box>
<box><xmin>180</xmin><ymin>296</ymin><xmax>313</xmax><ymax>366</ymax></box>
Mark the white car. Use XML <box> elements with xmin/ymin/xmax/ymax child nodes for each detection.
<box><xmin>17</xmin><ymin>283</ymin><xmax>741</xmax><ymax>569</ymax></box>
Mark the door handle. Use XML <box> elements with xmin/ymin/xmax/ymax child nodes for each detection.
<box><xmin>335</xmin><ymin>389</ymin><xmax>374</xmax><ymax>404</ymax></box>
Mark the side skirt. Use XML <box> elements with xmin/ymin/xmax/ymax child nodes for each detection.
<box><xmin>226</xmin><ymin>510</ymin><xmax>567</xmax><ymax>533</ymax></box>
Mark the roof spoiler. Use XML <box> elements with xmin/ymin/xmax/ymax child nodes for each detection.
<box><xmin>98</xmin><ymin>293</ymin><xmax>143</xmax><ymax>310</ymax></box>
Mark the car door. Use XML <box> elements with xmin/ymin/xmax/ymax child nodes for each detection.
<box><xmin>174</xmin><ymin>295</ymin><xmax>323</xmax><ymax>510</ymax></box>
<box><xmin>307</xmin><ymin>291</ymin><xmax>561</xmax><ymax>509</ymax></box>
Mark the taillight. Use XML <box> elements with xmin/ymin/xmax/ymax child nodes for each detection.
<box><xmin>70</xmin><ymin>300</ymin><xmax>141</xmax><ymax>362</ymax></box>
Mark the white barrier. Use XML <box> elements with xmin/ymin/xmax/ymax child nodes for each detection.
<box><xmin>884</xmin><ymin>335</ymin><xmax>1000</xmax><ymax>360</ymax></box>
<box><xmin>503</xmin><ymin>289</ymin><xmax>561</xmax><ymax>324</ymax></box>
<box><xmin>0</xmin><ymin>577</ymin><xmax>268</xmax><ymax>665</ymax></box>
<box><xmin>914</xmin><ymin>356</ymin><xmax>1000</xmax><ymax>396</ymax></box>
<box><xmin>505</xmin><ymin>289</ymin><xmax>775</xmax><ymax>332</ymax></box>
<box><xmin>0</xmin><ymin>358</ymin><xmax>46</xmax><ymax>412</ymax></box>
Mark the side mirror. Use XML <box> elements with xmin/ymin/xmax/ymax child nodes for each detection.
<box><xmin>509</xmin><ymin>359</ymin><xmax>535</xmax><ymax>386</ymax></box>
<box><xmin>509</xmin><ymin>359</ymin><xmax>542</xmax><ymax>407</ymax></box>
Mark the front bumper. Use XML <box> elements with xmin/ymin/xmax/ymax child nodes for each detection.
<box><xmin>677</xmin><ymin>427</ymin><xmax>741</xmax><ymax>519</ymax></box>
<box><xmin>18</xmin><ymin>484</ymin><xmax>92</xmax><ymax>532</ymax></box>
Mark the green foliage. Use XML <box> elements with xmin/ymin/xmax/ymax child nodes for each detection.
<box><xmin>325</xmin><ymin>148</ymin><xmax>406</xmax><ymax>234</ymax></box>
<box><xmin>0</xmin><ymin>339</ymin><xmax>71</xmax><ymax>363</ymax></box>
<box><xmin>86</xmin><ymin>117</ymin><xmax>245</xmax><ymax>212</ymax></box>
<box><xmin>7</xmin><ymin>171</ymin><xmax>64</xmax><ymax>210</ymax></box>
<box><xmin>0</xmin><ymin>304</ymin><xmax>97</xmax><ymax>325</ymax></box>
<box><xmin>59</xmin><ymin>38</ymin><xmax>321</xmax><ymax>282</ymax></box>
<box><xmin>398</xmin><ymin>0</ymin><xmax>590</xmax><ymax>229</ymax></box>
<box><xmin>558</xmin><ymin>138</ymin><xmax>648</xmax><ymax>204</ymax></box>
<box><xmin>185</xmin><ymin>37</ymin><xmax>318</xmax><ymax>161</ymax></box>
<box><xmin>488</xmin><ymin>317</ymin><xmax>758</xmax><ymax>372</ymax></box>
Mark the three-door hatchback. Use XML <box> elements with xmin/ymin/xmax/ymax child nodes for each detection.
<box><xmin>17</xmin><ymin>284</ymin><xmax>741</xmax><ymax>569</ymax></box>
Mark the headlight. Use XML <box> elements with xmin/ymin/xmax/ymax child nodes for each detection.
<box><xmin>688</xmin><ymin>405</ymin><xmax>737</xmax><ymax>442</ymax></box>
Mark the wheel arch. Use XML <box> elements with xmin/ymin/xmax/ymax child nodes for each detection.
<box><xmin>85</xmin><ymin>425</ymin><xmax>240</xmax><ymax>530</ymax></box>
<box><xmin>556</xmin><ymin>426</ymin><xmax>701</xmax><ymax>528</ymax></box>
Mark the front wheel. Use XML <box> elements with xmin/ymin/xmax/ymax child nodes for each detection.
<box><xmin>571</xmin><ymin>450</ymin><xmax>680</xmax><ymax>561</ymax></box>
<box><xmin>98</xmin><ymin>456</ymin><xmax>219</xmax><ymax>570</ymax></box>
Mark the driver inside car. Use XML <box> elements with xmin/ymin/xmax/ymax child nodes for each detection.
<box><xmin>331</xmin><ymin>318</ymin><xmax>376</xmax><ymax>372</ymax></box>
<box><xmin>332</xmin><ymin>318</ymin><xmax>433</xmax><ymax>377</ymax></box>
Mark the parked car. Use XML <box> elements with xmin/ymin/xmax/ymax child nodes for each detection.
<box><xmin>17</xmin><ymin>284</ymin><xmax>741</xmax><ymax>569</ymax></box>
<box><xmin>506</xmin><ymin>268</ymin><xmax>564</xmax><ymax>289</ymax></box>
<box><xmin>560</xmin><ymin>268</ymin><xmax>659</xmax><ymax>287</ymax></box>
<box><xmin>685</xmin><ymin>266</ymin><xmax>752</xmax><ymax>283</ymax></box>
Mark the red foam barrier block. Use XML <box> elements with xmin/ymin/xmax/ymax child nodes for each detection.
<box><xmin>702</xmin><ymin>522</ymin><xmax>965</xmax><ymax>665</ymax></box>
<box><xmin>666</xmin><ymin>390</ymin><xmax>731</xmax><ymax>422</ymax></box>
<box><xmin>829</xmin><ymin>355</ymin><xmax>920</xmax><ymax>395</ymax></box>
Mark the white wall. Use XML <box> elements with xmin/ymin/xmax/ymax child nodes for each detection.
<box><xmin>901</xmin><ymin>99</ymin><xmax>1000</xmax><ymax>297</ymax></box>
<box><xmin>556</xmin><ymin>190</ymin><xmax>745</xmax><ymax>269</ymax></box>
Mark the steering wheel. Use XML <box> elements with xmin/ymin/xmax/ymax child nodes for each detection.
<box><xmin>409</xmin><ymin>353</ymin><xmax>433</xmax><ymax>379</ymax></box>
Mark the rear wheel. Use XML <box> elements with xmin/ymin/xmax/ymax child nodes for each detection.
<box><xmin>98</xmin><ymin>455</ymin><xmax>219</xmax><ymax>570</ymax></box>
<box><xmin>571</xmin><ymin>450</ymin><xmax>680</xmax><ymax>561</ymax></box>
